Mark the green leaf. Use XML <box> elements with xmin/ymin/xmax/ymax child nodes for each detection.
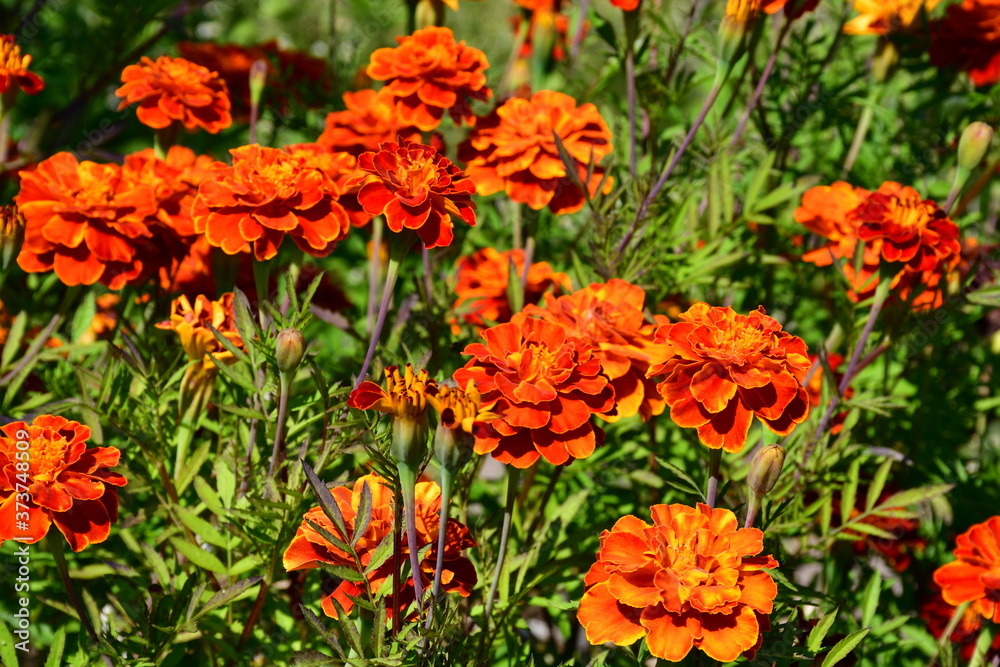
<box><xmin>352</xmin><ymin>480</ymin><xmax>373</xmax><ymax>548</ymax></box>
<box><xmin>840</xmin><ymin>458</ymin><xmax>862</xmax><ymax>524</ymax></box>
<box><xmin>170</xmin><ymin>538</ymin><xmax>228</xmax><ymax>574</ymax></box>
<box><xmin>822</xmin><ymin>627</ymin><xmax>871</xmax><ymax>667</ymax></box>
<box><xmin>70</xmin><ymin>291</ymin><xmax>97</xmax><ymax>343</ymax></box>
<box><xmin>0</xmin><ymin>618</ymin><xmax>19</xmax><ymax>667</ymax></box>
<box><xmin>215</xmin><ymin>459</ymin><xmax>237</xmax><ymax>510</ymax></box>
<box><xmin>807</xmin><ymin>607</ymin><xmax>839</xmax><ymax>653</ymax></box>
<box><xmin>318</xmin><ymin>562</ymin><xmax>367</xmax><ymax>583</ymax></box>
<box><xmin>966</xmin><ymin>284</ymin><xmax>1000</xmax><ymax>307</ymax></box>
<box><xmin>327</xmin><ymin>596</ymin><xmax>364</xmax><ymax>655</ymax></box>
<box><xmin>842</xmin><ymin>522</ymin><xmax>896</xmax><ymax>539</ymax></box>
<box><xmin>865</xmin><ymin>459</ymin><xmax>894</xmax><ymax>511</ymax></box>
<box><xmin>175</xmin><ymin>505</ymin><xmax>229</xmax><ymax>549</ymax></box>
<box><xmin>861</xmin><ymin>571</ymin><xmax>882</xmax><ymax>628</ymax></box>
<box><xmin>191</xmin><ymin>576</ymin><xmax>262</xmax><ymax>621</ymax></box>
<box><xmin>45</xmin><ymin>625</ymin><xmax>67</xmax><ymax>667</ymax></box>
<box><xmin>1</xmin><ymin>311</ymin><xmax>27</xmax><ymax>369</ymax></box>
<box><xmin>300</xmin><ymin>605</ymin><xmax>346</xmax><ymax>658</ymax></box>
<box><xmin>878</xmin><ymin>484</ymin><xmax>954</xmax><ymax>510</ymax></box>
<box><xmin>302</xmin><ymin>459</ymin><xmax>349</xmax><ymax>545</ymax></box>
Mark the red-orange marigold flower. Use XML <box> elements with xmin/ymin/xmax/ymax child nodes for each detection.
<box><xmin>794</xmin><ymin>181</ymin><xmax>871</xmax><ymax>266</ymax></box>
<box><xmin>116</xmin><ymin>55</ymin><xmax>232</xmax><ymax>134</ymax></box>
<box><xmin>451</xmin><ymin>247</ymin><xmax>571</xmax><ymax>331</ymax></box>
<box><xmin>351</xmin><ymin>139</ymin><xmax>477</xmax><ymax>249</ymax></box>
<box><xmin>282</xmin><ymin>473</ymin><xmax>476</xmax><ymax>619</ymax></box>
<box><xmin>453</xmin><ymin>315</ymin><xmax>616</xmax><ymax>468</ymax></box>
<box><xmin>923</xmin><ymin>591</ymin><xmax>1000</xmax><ymax>661</ymax></box>
<box><xmin>0</xmin><ymin>415</ymin><xmax>127</xmax><ymax>552</ymax></box>
<box><xmin>761</xmin><ymin>0</ymin><xmax>819</xmax><ymax>17</ymax></box>
<box><xmin>317</xmin><ymin>89</ymin><xmax>422</xmax><ymax>156</ymax></box>
<box><xmin>15</xmin><ymin>152</ymin><xmax>158</xmax><ymax>289</ymax></box>
<box><xmin>367</xmin><ymin>26</ymin><xmax>491</xmax><ymax>131</ymax></box>
<box><xmin>933</xmin><ymin>516</ymin><xmax>1000</xmax><ymax>622</ymax></box>
<box><xmin>611</xmin><ymin>0</ymin><xmax>640</xmax><ymax>10</ymax></box>
<box><xmin>192</xmin><ymin>144</ymin><xmax>351</xmax><ymax>261</ymax></box>
<box><xmin>283</xmin><ymin>142</ymin><xmax>370</xmax><ymax>228</ymax></box>
<box><xmin>578</xmin><ymin>503</ymin><xmax>778</xmax><ymax>662</ymax></box>
<box><xmin>648</xmin><ymin>303</ymin><xmax>810</xmax><ymax>453</ymax></box>
<box><xmin>458</xmin><ymin>90</ymin><xmax>613</xmax><ymax>215</ymax></box>
<box><xmin>522</xmin><ymin>279</ymin><xmax>670</xmax><ymax>422</ymax></box>
<box><xmin>1</xmin><ymin>35</ymin><xmax>44</xmax><ymax>97</ymax></box>
<box><xmin>931</xmin><ymin>0</ymin><xmax>1000</xmax><ymax>86</ymax></box>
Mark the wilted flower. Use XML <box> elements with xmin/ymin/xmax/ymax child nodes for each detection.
<box><xmin>0</xmin><ymin>415</ymin><xmax>127</xmax><ymax>552</ymax></box>
<box><xmin>578</xmin><ymin>503</ymin><xmax>778</xmax><ymax>662</ymax></box>
<box><xmin>934</xmin><ymin>516</ymin><xmax>1000</xmax><ymax>621</ymax></box>
<box><xmin>844</xmin><ymin>0</ymin><xmax>942</xmax><ymax>35</ymax></box>
<box><xmin>116</xmin><ymin>55</ymin><xmax>232</xmax><ymax>134</ymax></box>
<box><xmin>283</xmin><ymin>473</ymin><xmax>477</xmax><ymax>619</ymax></box>
<box><xmin>317</xmin><ymin>89</ymin><xmax>422</xmax><ymax>156</ymax></box>
<box><xmin>459</xmin><ymin>90</ymin><xmax>613</xmax><ymax>215</ymax></box>
<box><xmin>0</xmin><ymin>34</ymin><xmax>44</xmax><ymax>100</ymax></box>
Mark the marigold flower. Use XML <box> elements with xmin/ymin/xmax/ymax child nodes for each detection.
<box><xmin>844</xmin><ymin>0</ymin><xmax>942</xmax><ymax>35</ymax></box>
<box><xmin>156</xmin><ymin>293</ymin><xmax>244</xmax><ymax>371</ymax></box>
<box><xmin>451</xmin><ymin>247</ymin><xmax>571</xmax><ymax>331</ymax></box>
<box><xmin>15</xmin><ymin>152</ymin><xmax>158</xmax><ymax>289</ymax></box>
<box><xmin>0</xmin><ymin>34</ymin><xmax>44</xmax><ymax>98</ymax></box>
<box><xmin>934</xmin><ymin>516</ymin><xmax>1000</xmax><ymax>622</ymax></box>
<box><xmin>578</xmin><ymin>503</ymin><xmax>778</xmax><ymax>662</ymax></box>
<box><xmin>0</xmin><ymin>415</ymin><xmax>127</xmax><ymax>552</ymax></box>
<box><xmin>116</xmin><ymin>55</ymin><xmax>232</xmax><ymax>133</ymax></box>
<box><xmin>458</xmin><ymin>90</ymin><xmax>614</xmax><ymax>215</ymax></box>
<box><xmin>931</xmin><ymin>1</ymin><xmax>1000</xmax><ymax>86</ymax></box>
<box><xmin>283</xmin><ymin>142</ymin><xmax>370</xmax><ymax>228</ymax></box>
<box><xmin>794</xmin><ymin>181</ymin><xmax>872</xmax><ymax>266</ymax></box>
<box><xmin>350</xmin><ymin>139</ymin><xmax>477</xmax><ymax>249</ymax></box>
<box><xmin>522</xmin><ymin>279</ymin><xmax>670</xmax><ymax>422</ymax></box>
<box><xmin>192</xmin><ymin>144</ymin><xmax>351</xmax><ymax>261</ymax></box>
<box><xmin>453</xmin><ymin>315</ymin><xmax>616</xmax><ymax>468</ymax></box>
<box><xmin>282</xmin><ymin>473</ymin><xmax>477</xmax><ymax>619</ymax></box>
<box><xmin>922</xmin><ymin>591</ymin><xmax>1000</xmax><ymax>661</ymax></box>
<box><xmin>350</xmin><ymin>364</ymin><xmax>436</xmax><ymax>466</ymax></box>
<box><xmin>761</xmin><ymin>0</ymin><xmax>818</xmax><ymax>16</ymax></box>
<box><xmin>317</xmin><ymin>89</ymin><xmax>422</xmax><ymax>156</ymax></box>
<box><xmin>367</xmin><ymin>26</ymin><xmax>491</xmax><ymax>131</ymax></box>
<box><xmin>610</xmin><ymin>0</ymin><xmax>640</xmax><ymax>9</ymax></box>
<box><xmin>648</xmin><ymin>303</ymin><xmax>810</xmax><ymax>453</ymax></box>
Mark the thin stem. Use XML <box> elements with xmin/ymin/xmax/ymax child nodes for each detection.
<box><xmin>47</xmin><ymin>533</ymin><xmax>99</xmax><ymax>644</ymax></box>
<box><xmin>422</xmin><ymin>246</ymin><xmax>434</xmax><ymax>305</ymax></box>
<box><xmin>399</xmin><ymin>466</ymin><xmax>425</xmax><ymax>619</ymax></box>
<box><xmin>425</xmin><ymin>465</ymin><xmax>453</xmax><ymax>629</ymax></box>
<box><xmin>925</xmin><ymin>601</ymin><xmax>970</xmax><ymax>667</ymax></box>
<box><xmin>367</xmin><ymin>218</ymin><xmax>383</xmax><ymax>337</ymax></box>
<box><xmin>238</xmin><ymin>580</ymin><xmax>270</xmax><ymax>650</ymax></box>
<box><xmin>268</xmin><ymin>372</ymin><xmax>291</xmax><ymax>477</ymax></box>
<box><xmin>624</xmin><ymin>10</ymin><xmax>640</xmax><ymax>178</ymax></box>
<box><xmin>731</xmin><ymin>19</ymin><xmax>792</xmax><ymax>149</ymax></box>
<box><xmin>744</xmin><ymin>494</ymin><xmax>761</xmax><ymax>529</ymax></box>
<box><xmin>356</xmin><ymin>249</ymin><xmax>404</xmax><ymax>386</ymax></box>
<box><xmin>841</xmin><ymin>88</ymin><xmax>882</xmax><ymax>178</ymax></box>
<box><xmin>391</xmin><ymin>483</ymin><xmax>404</xmax><ymax>635</ymax></box>
<box><xmin>484</xmin><ymin>467</ymin><xmax>521</xmax><ymax>622</ymax></box>
<box><xmin>706</xmin><ymin>448</ymin><xmax>723</xmax><ymax>507</ymax></box>
<box><xmin>664</xmin><ymin>0</ymin><xmax>701</xmax><ymax>85</ymax></box>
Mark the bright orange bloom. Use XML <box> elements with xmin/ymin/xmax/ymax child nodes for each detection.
<box><xmin>451</xmin><ymin>247</ymin><xmax>571</xmax><ymax>331</ymax></box>
<box><xmin>844</xmin><ymin>0</ymin><xmax>942</xmax><ymax>35</ymax></box>
<box><xmin>648</xmin><ymin>303</ymin><xmax>810</xmax><ymax>453</ymax></box>
<box><xmin>351</xmin><ymin>139</ymin><xmax>477</xmax><ymax>249</ymax></box>
<box><xmin>762</xmin><ymin>0</ymin><xmax>819</xmax><ymax>15</ymax></box>
<box><xmin>156</xmin><ymin>292</ymin><xmax>243</xmax><ymax>368</ymax></box>
<box><xmin>317</xmin><ymin>89</ymin><xmax>422</xmax><ymax>156</ymax></box>
<box><xmin>794</xmin><ymin>181</ymin><xmax>871</xmax><ymax>266</ymax></box>
<box><xmin>123</xmin><ymin>146</ymin><xmax>216</xmax><ymax>238</ymax></box>
<box><xmin>15</xmin><ymin>153</ymin><xmax>158</xmax><ymax>289</ymax></box>
<box><xmin>0</xmin><ymin>35</ymin><xmax>44</xmax><ymax>97</ymax></box>
<box><xmin>0</xmin><ymin>416</ymin><xmax>127</xmax><ymax>552</ymax></box>
<box><xmin>283</xmin><ymin>473</ymin><xmax>477</xmax><ymax>619</ymax></box>
<box><xmin>116</xmin><ymin>56</ymin><xmax>232</xmax><ymax>133</ymax></box>
<box><xmin>934</xmin><ymin>516</ymin><xmax>1000</xmax><ymax>622</ymax></box>
<box><xmin>923</xmin><ymin>590</ymin><xmax>1000</xmax><ymax>661</ymax></box>
<box><xmin>610</xmin><ymin>0</ymin><xmax>640</xmax><ymax>10</ymax></box>
<box><xmin>453</xmin><ymin>315</ymin><xmax>616</xmax><ymax>467</ymax></box>
<box><xmin>192</xmin><ymin>144</ymin><xmax>351</xmax><ymax>261</ymax></box>
<box><xmin>283</xmin><ymin>142</ymin><xmax>370</xmax><ymax>228</ymax></box>
<box><xmin>931</xmin><ymin>0</ymin><xmax>1000</xmax><ymax>86</ymax></box>
<box><xmin>522</xmin><ymin>279</ymin><xmax>670</xmax><ymax>422</ymax></box>
<box><xmin>459</xmin><ymin>90</ymin><xmax>613</xmax><ymax>215</ymax></box>
<box><xmin>367</xmin><ymin>26</ymin><xmax>491</xmax><ymax>131</ymax></box>
<box><xmin>578</xmin><ymin>503</ymin><xmax>778</xmax><ymax>662</ymax></box>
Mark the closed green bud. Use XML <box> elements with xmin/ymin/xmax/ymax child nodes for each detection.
<box><xmin>275</xmin><ymin>328</ymin><xmax>305</xmax><ymax>374</ymax></box>
<box><xmin>958</xmin><ymin>122</ymin><xmax>994</xmax><ymax>172</ymax></box>
<box><xmin>249</xmin><ymin>59</ymin><xmax>268</xmax><ymax>110</ymax></box>
<box><xmin>392</xmin><ymin>413</ymin><xmax>429</xmax><ymax>470</ymax></box>
<box><xmin>747</xmin><ymin>444</ymin><xmax>785</xmax><ymax>499</ymax></box>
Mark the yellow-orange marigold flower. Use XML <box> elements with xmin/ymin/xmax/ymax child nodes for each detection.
<box><xmin>367</xmin><ymin>26</ymin><xmax>491</xmax><ymax>131</ymax></box>
<box><xmin>522</xmin><ymin>279</ymin><xmax>670</xmax><ymax>422</ymax></box>
<box><xmin>459</xmin><ymin>90</ymin><xmax>613</xmax><ymax>215</ymax></box>
<box><xmin>192</xmin><ymin>144</ymin><xmax>352</xmax><ymax>261</ymax></box>
<box><xmin>933</xmin><ymin>516</ymin><xmax>1000</xmax><ymax>622</ymax></box>
<box><xmin>0</xmin><ymin>34</ymin><xmax>44</xmax><ymax>98</ymax></box>
<box><xmin>648</xmin><ymin>303</ymin><xmax>810</xmax><ymax>453</ymax></box>
<box><xmin>317</xmin><ymin>89</ymin><xmax>423</xmax><ymax>156</ymax></box>
<box><xmin>348</xmin><ymin>364</ymin><xmax>436</xmax><ymax>419</ymax></box>
<box><xmin>156</xmin><ymin>292</ymin><xmax>244</xmax><ymax>372</ymax></box>
<box><xmin>844</xmin><ymin>0</ymin><xmax>942</xmax><ymax>35</ymax></box>
<box><xmin>0</xmin><ymin>415</ymin><xmax>127</xmax><ymax>552</ymax></box>
<box><xmin>116</xmin><ymin>55</ymin><xmax>232</xmax><ymax>133</ymax></box>
<box><xmin>283</xmin><ymin>473</ymin><xmax>477</xmax><ymax>619</ymax></box>
<box><xmin>578</xmin><ymin>503</ymin><xmax>778</xmax><ymax>662</ymax></box>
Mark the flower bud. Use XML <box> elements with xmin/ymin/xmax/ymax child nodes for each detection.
<box><xmin>1</xmin><ymin>204</ymin><xmax>24</xmax><ymax>270</ymax></box>
<box><xmin>249</xmin><ymin>59</ymin><xmax>269</xmax><ymax>110</ymax></box>
<box><xmin>275</xmin><ymin>328</ymin><xmax>305</xmax><ymax>374</ymax></box>
<box><xmin>747</xmin><ymin>444</ymin><xmax>785</xmax><ymax>499</ymax></box>
<box><xmin>415</xmin><ymin>0</ymin><xmax>442</xmax><ymax>29</ymax></box>
<box><xmin>958</xmin><ymin>122</ymin><xmax>994</xmax><ymax>172</ymax></box>
<box><xmin>719</xmin><ymin>0</ymin><xmax>761</xmax><ymax>67</ymax></box>
<box><xmin>392</xmin><ymin>413</ymin><xmax>430</xmax><ymax>470</ymax></box>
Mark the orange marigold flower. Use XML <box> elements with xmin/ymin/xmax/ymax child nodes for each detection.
<box><xmin>933</xmin><ymin>516</ymin><xmax>1000</xmax><ymax>622</ymax></box>
<box><xmin>367</xmin><ymin>26</ymin><xmax>491</xmax><ymax>131</ymax></box>
<box><xmin>15</xmin><ymin>152</ymin><xmax>158</xmax><ymax>289</ymax></box>
<box><xmin>648</xmin><ymin>303</ymin><xmax>810</xmax><ymax>453</ymax></box>
<box><xmin>0</xmin><ymin>34</ymin><xmax>44</xmax><ymax>97</ymax></box>
<box><xmin>931</xmin><ymin>0</ymin><xmax>1000</xmax><ymax>86</ymax></box>
<box><xmin>578</xmin><ymin>503</ymin><xmax>778</xmax><ymax>662</ymax></box>
<box><xmin>522</xmin><ymin>279</ymin><xmax>670</xmax><ymax>422</ymax></box>
<box><xmin>116</xmin><ymin>55</ymin><xmax>232</xmax><ymax>134</ymax></box>
<box><xmin>283</xmin><ymin>142</ymin><xmax>370</xmax><ymax>228</ymax></box>
<box><xmin>761</xmin><ymin>0</ymin><xmax>818</xmax><ymax>17</ymax></box>
<box><xmin>351</xmin><ymin>139</ymin><xmax>477</xmax><ymax>249</ymax></box>
<box><xmin>451</xmin><ymin>247</ymin><xmax>571</xmax><ymax>331</ymax></box>
<box><xmin>318</xmin><ymin>89</ymin><xmax>422</xmax><ymax>156</ymax></box>
<box><xmin>844</xmin><ymin>0</ymin><xmax>942</xmax><ymax>35</ymax></box>
<box><xmin>458</xmin><ymin>90</ymin><xmax>613</xmax><ymax>215</ymax></box>
<box><xmin>922</xmin><ymin>590</ymin><xmax>1000</xmax><ymax>661</ymax></box>
<box><xmin>348</xmin><ymin>364</ymin><xmax>435</xmax><ymax>419</ymax></box>
<box><xmin>283</xmin><ymin>473</ymin><xmax>477</xmax><ymax>619</ymax></box>
<box><xmin>453</xmin><ymin>315</ymin><xmax>616</xmax><ymax>468</ymax></box>
<box><xmin>0</xmin><ymin>415</ymin><xmax>127</xmax><ymax>552</ymax></box>
<box><xmin>192</xmin><ymin>144</ymin><xmax>351</xmax><ymax>261</ymax></box>
<box><xmin>794</xmin><ymin>181</ymin><xmax>871</xmax><ymax>266</ymax></box>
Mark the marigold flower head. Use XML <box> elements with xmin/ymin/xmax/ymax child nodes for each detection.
<box><xmin>283</xmin><ymin>473</ymin><xmax>477</xmax><ymax>619</ymax></box>
<box><xmin>0</xmin><ymin>34</ymin><xmax>44</xmax><ymax>99</ymax></box>
<box><xmin>922</xmin><ymin>591</ymin><xmax>1000</xmax><ymax>661</ymax></box>
<box><xmin>459</xmin><ymin>90</ymin><xmax>613</xmax><ymax>215</ymax></box>
<box><xmin>611</xmin><ymin>0</ymin><xmax>641</xmax><ymax>9</ymax></box>
<box><xmin>453</xmin><ymin>315</ymin><xmax>616</xmax><ymax>468</ymax></box>
<box><xmin>317</xmin><ymin>89</ymin><xmax>422</xmax><ymax>156</ymax></box>
<box><xmin>578</xmin><ymin>503</ymin><xmax>778</xmax><ymax>662</ymax></box>
<box><xmin>116</xmin><ymin>55</ymin><xmax>232</xmax><ymax>133</ymax></box>
<box><xmin>156</xmin><ymin>293</ymin><xmax>244</xmax><ymax>371</ymax></box>
<box><xmin>451</xmin><ymin>247</ymin><xmax>571</xmax><ymax>331</ymax></box>
<box><xmin>349</xmin><ymin>364</ymin><xmax>436</xmax><ymax>420</ymax></box>
<box><xmin>15</xmin><ymin>152</ymin><xmax>158</xmax><ymax>289</ymax></box>
<box><xmin>930</xmin><ymin>1</ymin><xmax>1000</xmax><ymax>85</ymax></box>
<box><xmin>0</xmin><ymin>415</ymin><xmax>127</xmax><ymax>552</ymax></box>
<box><xmin>522</xmin><ymin>279</ymin><xmax>670</xmax><ymax>423</ymax></box>
<box><xmin>350</xmin><ymin>139</ymin><xmax>477</xmax><ymax>249</ymax></box>
<box><xmin>844</xmin><ymin>0</ymin><xmax>942</xmax><ymax>35</ymax></box>
<box><xmin>761</xmin><ymin>0</ymin><xmax>819</xmax><ymax>16</ymax></box>
<box><xmin>933</xmin><ymin>516</ymin><xmax>1000</xmax><ymax>622</ymax></box>
<box><xmin>367</xmin><ymin>26</ymin><xmax>491</xmax><ymax>131</ymax></box>
<box><xmin>123</xmin><ymin>145</ymin><xmax>216</xmax><ymax>238</ymax></box>
<box><xmin>648</xmin><ymin>303</ymin><xmax>810</xmax><ymax>453</ymax></box>
<box><xmin>192</xmin><ymin>144</ymin><xmax>352</xmax><ymax>261</ymax></box>
<box><xmin>283</xmin><ymin>142</ymin><xmax>370</xmax><ymax>228</ymax></box>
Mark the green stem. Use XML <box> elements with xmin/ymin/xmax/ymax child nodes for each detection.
<box><xmin>706</xmin><ymin>448</ymin><xmax>723</xmax><ymax>507</ymax></box>
<box><xmin>47</xmin><ymin>533</ymin><xmax>99</xmax><ymax>643</ymax></box>
<box><xmin>841</xmin><ymin>87</ymin><xmax>882</xmax><ymax>178</ymax></box>
<box><xmin>268</xmin><ymin>371</ymin><xmax>291</xmax><ymax>477</ymax></box>
<box><xmin>397</xmin><ymin>464</ymin><xmax>425</xmax><ymax>619</ymax></box>
<box><xmin>356</xmin><ymin>239</ymin><xmax>407</xmax><ymax>385</ymax></box>
<box><xmin>425</xmin><ymin>465</ymin><xmax>452</xmax><ymax>629</ymax></box>
<box><xmin>484</xmin><ymin>467</ymin><xmax>521</xmax><ymax>622</ymax></box>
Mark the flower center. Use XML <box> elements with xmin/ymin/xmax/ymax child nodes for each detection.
<box><xmin>1</xmin><ymin>41</ymin><xmax>30</xmax><ymax>73</ymax></box>
<box><xmin>886</xmin><ymin>196</ymin><xmax>933</xmax><ymax>229</ymax></box>
<box><xmin>256</xmin><ymin>158</ymin><xmax>300</xmax><ymax>190</ymax></box>
<box><xmin>28</xmin><ymin>431</ymin><xmax>69</xmax><ymax>482</ymax></box>
<box><xmin>388</xmin><ymin>156</ymin><xmax>436</xmax><ymax>204</ymax></box>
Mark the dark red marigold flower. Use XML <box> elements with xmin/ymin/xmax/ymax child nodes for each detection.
<box><xmin>922</xmin><ymin>588</ymin><xmax>1000</xmax><ymax>661</ymax></box>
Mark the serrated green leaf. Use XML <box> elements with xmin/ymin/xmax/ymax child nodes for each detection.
<box><xmin>822</xmin><ymin>627</ymin><xmax>871</xmax><ymax>667</ymax></box>
<box><xmin>1</xmin><ymin>311</ymin><xmax>27</xmax><ymax>369</ymax></box>
<box><xmin>302</xmin><ymin>459</ymin><xmax>350</xmax><ymax>544</ymax></box>
<box><xmin>318</xmin><ymin>562</ymin><xmax>367</xmax><ymax>583</ymax></box>
<box><xmin>808</xmin><ymin>608</ymin><xmax>839</xmax><ymax>653</ymax></box>
<box><xmin>843</xmin><ymin>521</ymin><xmax>896</xmax><ymax>539</ymax></box>
<box><xmin>840</xmin><ymin>458</ymin><xmax>861</xmax><ymax>525</ymax></box>
<box><xmin>300</xmin><ymin>605</ymin><xmax>346</xmax><ymax>658</ymax></box>
<box><xmin>328</xmin><ymin>596</ymin><xmax>364</xmax><ymax>655</ymax></box>
<box><xmin>175</xmin><ymin>505</ymin><xmax>229</xmax><ymax>549</ymax></box>
<box><xmin>352</xmin><ymin>480</ymin><xmax>373</xmax><ymax>548</ymax></box>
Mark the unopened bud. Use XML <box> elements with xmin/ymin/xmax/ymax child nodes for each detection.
<box><xmin>415</xmin><ymin>0</ymin><xmax>442</xmax><ymax>29</ymax></box>
<box><xmin>0</xmin><ymin>205</ymin><xmax>24</xmax><ymax>270</ymax></box>
<box><xmin>249</xmin><ymin>59</ymin><xmax>269</xmax><ymax>110</ymax></box>
<box><xmin>958</xmin><ymin>122</ymin><xmax>994</xmax><ymax>172</ymax></box>
<box><xmin>719</xmin><ymin>0</ymin><xmax>760</xmax><ymax>66</ymax></box>
<box><xmin>871</xmin><ymin>40</ymin><xmax>898</xmax><ymax>83</ymax></box>
<box><xmin>747</xmin><ymin>444</ymin><xmax>785</xmax><ymax>499</ymax></box>
<box><xmin>392</xmin><ymin>414</ymin><xmax>429</xmax><ymax>469</ymax></box>
<box><xmin>275</xmin><ymin>328</ymin><xmax>305</xmax><ymax>374</ymax></box>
